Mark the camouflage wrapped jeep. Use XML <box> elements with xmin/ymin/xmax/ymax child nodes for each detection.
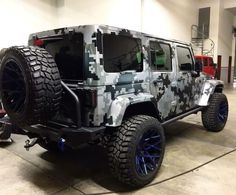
<box><xmin>0</xmin><ymin>25</ymin><xmax>228</xmax><ymax>187</ymax></box>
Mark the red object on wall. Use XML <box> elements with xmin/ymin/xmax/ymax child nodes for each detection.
<box><xmin>228</xmin><ymin>56</ymin><xmax>232</xmax><ymax>83</ymax></box>
<box><xmin>217</xmin><ymin>55</ymin><xmax>222</xmax><ymax>80</ymax></box>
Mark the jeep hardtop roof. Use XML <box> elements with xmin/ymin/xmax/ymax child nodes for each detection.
<box><xmin>28</xmin><ymin>24</ymin><xmax>191</xmax><ymax>47</ymax></box>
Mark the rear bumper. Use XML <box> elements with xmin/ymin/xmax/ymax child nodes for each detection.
<box><xmin>25</xmin><ymin>123</ymin><xmax>106</xmax><ymax>147</ymax></box>
<box><xmin>0</xmin><ymin>117</ymin><xmax>106</xmax><ymax>147</ymax></box>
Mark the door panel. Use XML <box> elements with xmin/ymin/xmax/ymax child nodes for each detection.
<box><xmin>149</xmin><ymin>41</ymin><xmax>177</xmax><ymax>120</ymax></box>
<box><xmin>175</xmin><ymin>46</ymin><xmax>196</xmax><ymax>114</ymax></box>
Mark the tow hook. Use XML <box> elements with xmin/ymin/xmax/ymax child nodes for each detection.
<box><xmin>24</xmin><ymin>138</ymin><xmax>39</xmax><ymax>151</ymax></box>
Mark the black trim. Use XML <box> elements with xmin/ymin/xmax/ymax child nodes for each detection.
<box><xmin>161</xmin><ymin>107</ymin><xmax>203</xmax><ymax>126</ymax></box>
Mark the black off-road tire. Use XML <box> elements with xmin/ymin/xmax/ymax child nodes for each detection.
<box><xmin>0</xmin><ymin>48</ymin><xmax>7</xmax><ymax>60</ymax></box>
<box><xmin>0</xmin><ymin>46</ymin><xmax>62</xmax><ymax>126</ymax></box>
<box><xmin>202</xmin><ymin>93</ymin><xmax>228</xmax><ymax>132</ymax></box>
<box><xmin>108</xmin><ymin>115</ymin><xmax>165</xmax><ymax>188</ymax></box>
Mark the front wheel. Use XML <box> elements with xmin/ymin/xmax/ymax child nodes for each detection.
<box><xmin>108</xmin><ymin>115</ymin><xmax>165</xmax><ymax>188</ymax></box>
<box><xmin>202</xmin><ymin>93</ymin><xmax>228</xmax><ymax>132</ymax></box>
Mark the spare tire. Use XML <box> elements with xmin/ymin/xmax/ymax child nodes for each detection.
<box><xmin>0</xmin><ymin>48</ymin><xmax>7</xmax><ymax>61</ymax></box>
<box><xmin>0</xmin><ymin>46</ymin><xmax>62</xmax><ymax>126</ymax></box>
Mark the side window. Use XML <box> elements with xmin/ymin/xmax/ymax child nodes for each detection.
<box><xmin>149</xmin><ymin>41</ymin><xmax>172</xmax><ymax>71</ymax></box>
<box><xmin>209</xmin><ymin>58</ymin><xmax>214</xmax><ymax>66</ymax></box>
<box><xmin>177</xmin><ymin>46</ymin><xmax>193</xmax><ymax>71</ymax></box>
<box><xmin>103</xmin><ymin>34</ymin><xmax>143</xmax><ymax>72</ymax></box>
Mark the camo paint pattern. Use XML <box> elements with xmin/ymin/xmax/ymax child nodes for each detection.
<box><xmin>197</xmin><ymin>79</ymin><xmax>224</xmax><ymax>106</ymax></box>
<box><xmin>28</xmin><ymin>25</ymin><xmax>222</xmax><ymax>127</ymax></box>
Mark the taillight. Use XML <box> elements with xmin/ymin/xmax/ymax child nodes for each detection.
<box><xmin>78</xmin><ymin>89</ymin><xmax>97</xmax><ymax>108</ymax></box>
<box><xmin>33</xmin><ymin>39</ymin><xmax>44</xmax><ymax>47</ymax></box>
<box><xmin>85</xmin><ymin>89</ymin><xmax>97</xmax><ymax>108</ymax></box>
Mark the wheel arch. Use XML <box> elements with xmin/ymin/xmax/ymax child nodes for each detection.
<box><xmin>106</xmin><ymin>93</ymin><xmax>160</xmax><ymax>127</ymax></box>
<box><xmin>197</xmin><ymin>80</ymin><xmax>224</xmax><ymax>106</ymax></box>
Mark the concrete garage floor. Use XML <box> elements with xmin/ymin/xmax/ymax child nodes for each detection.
<box><xmin>0</xmin><ymin>86</ymin><xmax>236</xmax><ymax>195</ymax></box>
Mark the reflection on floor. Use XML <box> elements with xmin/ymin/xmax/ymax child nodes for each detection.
<box><xmin>0</xmin><ymin>85</ymin><xmax>235</xmax><ymax>195</ymax></box>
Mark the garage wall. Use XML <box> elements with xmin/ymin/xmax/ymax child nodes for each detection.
<box><xmin>198</xmin><ymin>0</ymin><xmax>220</xmax><ymax>63</ymax></box>
<box><xmin>233</xmin><ymin>16</ymin><xmax>236</xmax><ymax>27</ymax></box>
<box><xmin>0</xmin><ymin>0</ymin><xmax>198</xmax><ymax>47</ymax></box>
<box><xmin>142</xmin><ymin>0</ymin><xmax>198</xmax><ymax>42</ymax></box>
<box><xmin>56</xmin><ymin>0</ymin><xmax>142</xmax><ymax>31</ymax></box>
<box><xmin>218</xmin><ymin>6</ymin><xmax>234</xmax><ymax>68</ymax></box>
<box><xmin>0</xmin><ymin>0</ymin><xmax>58</xmax><ymax>48</ymax></box>
<box><xmin>57</xmin><ymin>0</ymin><xmax>198</xmax><ymax>42</ymax></box>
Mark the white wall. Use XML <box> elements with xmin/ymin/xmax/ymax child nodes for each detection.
<box><xmin>218</xmin><ymin>10</ymin><xmax>234</xmax><ymax>68</ymax></box>
<box><xmin>57</xmin><ymin>0</ymin><xmax>198</xmax><ymax>42</ymax></box>
<box><xmin>56</xmin><ymin>0</ymin><xmax>142</xmax><ymax>32</ymax></box>
<box><xmin>0</xmin><ymin>0</ymin><xmax>199</xmax><ymax>47</ymax></box>
<box><xmin>0</xmin><ymin>0</ymin><xmax>58</xmax><ymax>48</ymax></box>
<box><xmin>142</xmin><ymin>0</ymin><xmax>198</xmax><ymax>42</ymax></box>
<box><xmin>233</xmin><ymin>16</ymin><xmax>236</xmax><ymax>27</ymax></box>
<box><xmin>198</xmin><ymin>0</ymin><xmax>220</xmax><ymax>63</ymax></box>
<box><xmin>224</xmin><ymin>0</ymin><xmax>236</xmax><ymax>9</ymax></box>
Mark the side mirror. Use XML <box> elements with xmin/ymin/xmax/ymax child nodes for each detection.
<box><xmin>191</xmin><ymin>70</ymin><xmax>199</xmax><ymax>77</ymax></box>
<box><xmin>194</xmin><ymin>61</ymin><xmax>202</xmax><ymax>77</ymax></box>
<box><xmin>213</xmin><ymin>63</ymin><xmax>217</xmax><ymax>68</ymax></box>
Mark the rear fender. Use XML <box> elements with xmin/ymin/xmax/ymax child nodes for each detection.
<box><xmin>106</xmin><ymin>93</ymin><xmax>156</xmax><ymax>127</ymax></box>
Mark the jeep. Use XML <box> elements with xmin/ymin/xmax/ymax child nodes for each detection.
<box><xmin>0</xmin><ymin>25</ymin><xmax>228</xmax><ymax>188</ymax></box>
<box><xmin>195</xmin><ymin>55</ymin><xmax>217</xmax><ymax>77</ymax></box>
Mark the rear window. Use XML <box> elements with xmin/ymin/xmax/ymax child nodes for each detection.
<box><xmin>209</xmin><ymin>58</ymin><xmax>214</xmax><ymax>66</ymax></box>
<box><xmin>103</xmin><ymin>34</ymin><xmax>143</xmax><ymax>72</ymax></box>
<box><xmin>43</xmin><ymin>33</ymin><xmax>84</xmax><ymax>81</ymax></box>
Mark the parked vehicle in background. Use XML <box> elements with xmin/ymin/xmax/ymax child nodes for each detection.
<box><xmin>194</xmin><ymin>55</ymin><xmax>217</xmax><ymax>77</ymax></box>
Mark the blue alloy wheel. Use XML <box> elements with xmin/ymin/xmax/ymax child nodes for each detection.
<box><xmin>218</xmin><ymin>101</ymin><xmax>228</xmax><ymax>123</ymax></box>
<box><xmin>135</xmin><ymin>129</ymin><xmax>162</xmax><ymax>176</ymax></box>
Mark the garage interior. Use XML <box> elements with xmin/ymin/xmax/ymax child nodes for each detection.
<box><xmin>0</xmin><ymin>0</ymin><xmax>236</xmax><ymax>194</ymax></box>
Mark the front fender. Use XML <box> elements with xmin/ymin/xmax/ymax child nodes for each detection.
<box><xmin>106</xmin><ymin>93</ymin><xmax>155</xmax><ymax>127</ymax></box>
<box><xmin>197</xmin><ymin>79</ymin><xmax>224</xmax><ymax>106</ymax></box>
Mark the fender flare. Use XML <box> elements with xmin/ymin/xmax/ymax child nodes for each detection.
<box><xmin>197</xmin><ymin>79</ymin><xmax>224</xmax><ymax>106</ymax></box>
<box><xmin>106</xmin><ymin>93</ymin><xmax>156</xmax><ymax>127</ymax></box>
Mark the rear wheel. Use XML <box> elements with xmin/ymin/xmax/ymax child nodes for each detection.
<box><xmin>202</xmin><ymin>93</ymin><xmax>228</xmax><ymax>132</ymax></box>
<box><xmin>108</xmin><ymin>115</ymin><xmax>165</xmax><ymax>188</ymax></box>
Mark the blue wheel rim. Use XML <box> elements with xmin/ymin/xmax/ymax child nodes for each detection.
<box><xmin>135</xmin><ymin>129</ymin><xmax>162</xmax><ymax>176</ymax></box>
<box><xmin>218</xmin><ymin>102</ymin><xmax>228</xmax><ymax>123</ymax></box>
